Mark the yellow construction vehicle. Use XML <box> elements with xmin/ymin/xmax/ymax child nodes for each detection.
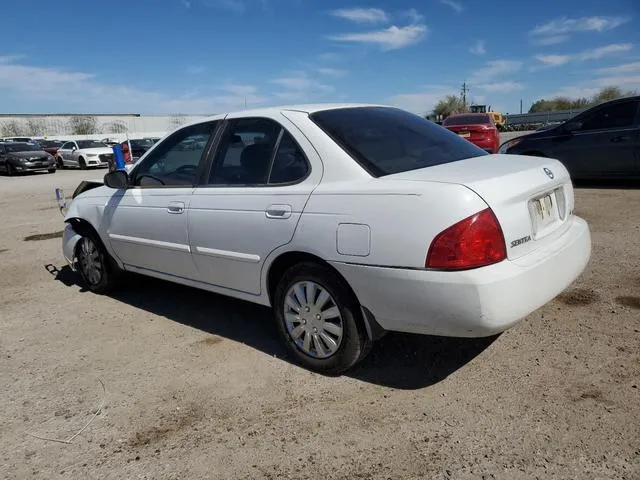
<box><xmin>470</xmin><ymin>104</ymin><xmax>505</xmax><ymax>131</ymax></box>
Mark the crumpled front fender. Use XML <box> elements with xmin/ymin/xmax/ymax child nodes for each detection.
<box><xmin>62</xmin><ymin>223</ymin><xmax>82</xmax><ymax>269</ymax></box>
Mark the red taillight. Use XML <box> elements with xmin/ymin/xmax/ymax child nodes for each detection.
<box><xmin>426</xmin><ymin>208</ymin><xmax>507</xmax><ymax>270</ymax></box>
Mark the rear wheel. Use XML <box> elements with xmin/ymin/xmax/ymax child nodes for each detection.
<box><xmin>75</xmin><ymin>231</ymin><xmax>120</xmax><ymax>293</ymax></box>
<box><xmin>7</xmin><ymin>164</ymin><xmax>14</xmax><ymax>176</ymax></box>
<box><xmin>273</xmin><ymin>262</ymin><xmax>371</xmax><ymax>374</ymax></box>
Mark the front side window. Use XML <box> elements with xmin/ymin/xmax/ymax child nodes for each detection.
<box><xmin>132</xmin><ymin>121</ymin><xmax>218</xmax><ymax>187</ymax></box>
<box><xmin>580</xmin><ymin>101</ymin><xmax>638</xmax><ymax>131</ymax></box>
<box><xmin>311</xmin><ymin>107</ymin><xmax>487</xmax><ymax>177</ymax></box>
<box><xmin>61</xmin><ymin>142</ymin><xmax>75</xmax><ymax>150</ymax></box>
<box><xmin>208</xmin><ymin>118</ymin><xmax>281</xmax><ymax>185</ymax></box>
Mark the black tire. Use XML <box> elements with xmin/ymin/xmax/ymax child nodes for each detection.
<box><xmin>79</xmin><ymin>157</ymin><xmax>87</xmax><ymax>170</ymax></box>
<box><xmin>56</xmin><ymin>156</ymin><xmax>64</xmax><ymax>169</ymax></box>
<box><xmin>75</xmin><ymin>230</ymin><xmax>121</xmax><ymax>294</ymax></box>
<box><xmin>48</xmin><ymin>168</ymin><xmax>56</xmax><ymax>174</ymax></box>
<box><xmin>273</xmin><ymin>262</ymin><xmax>371</xmax><ymax>374</ymax></box>
<box><xmin>7</xmin><ymin>164</ymin><xmax>14</xmax><ymax>176</ymax></box>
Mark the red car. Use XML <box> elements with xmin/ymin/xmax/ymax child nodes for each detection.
<box><xmin>443</xmin><ymin>113</ymin><xmax>500</xmax><ymax>153</ymax></box>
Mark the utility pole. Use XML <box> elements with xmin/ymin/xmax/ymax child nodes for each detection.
<box><xmin>520</xmin><ymin>98</ymin><xmax>523</xmax><ymax>114</ymax></box>
<box><xmin>461</xmin><ymin>82</ymin><xmax>469</xmax><ymax>111</ymax></box>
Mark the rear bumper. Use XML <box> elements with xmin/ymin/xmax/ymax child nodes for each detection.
<box><xmin>331</xmin><ymin>216</ymin><xmax>591</xmax><ymax>337</ymax></box>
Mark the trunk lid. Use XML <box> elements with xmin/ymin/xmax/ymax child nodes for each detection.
<box><xmin>384</xmin><ymin>154</ymin><xmax>575</xmax><ymax>260</ymax></box>
<box><xmin>445</xmin><ymin>124</ymin><xmax>495</xmax><ymax>141</ymax></box>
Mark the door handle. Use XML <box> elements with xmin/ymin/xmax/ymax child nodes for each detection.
<box><xmin>610</xmin><ymin>135</ymin><xmax>630</xmax><ymax>143</ymax></box>
<box><xmin>167</xmin><ymin>201</ymin><xmax>185</xmax><ymax>214</ymax></box>
<box><xmin>265</xmin><ymin>204</ymin><xmax>292</xmax><ymax>219</ymax></box>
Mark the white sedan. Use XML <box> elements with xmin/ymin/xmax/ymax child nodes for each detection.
<box><xmin>58</xmin><ymin>104</ymin><xmax>591</xmax><ymax>373</ymax></box>
<box><xmin>56</xmin><ymin>140</ymin><xmax>114</xmax><ymax>169</ymax></box>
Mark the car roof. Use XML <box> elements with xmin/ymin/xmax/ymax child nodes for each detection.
<box><xmin>447</xmin><ymin>113</ymin><xmax>489</xmax><ymax>117</ymax></box>
<box><xmin>189</xmin><ymin>103</ymin><xmax>389</xmax><ymax>123</ymax></box>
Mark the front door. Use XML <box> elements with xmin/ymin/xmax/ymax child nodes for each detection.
<box><xmin>105</xmin><ymin>120</ymin><xmax>219</xmax><ymax>279</ymax></box>
<box><xmin>552</xmin><ymin>99</ymin><xmax>639</xmax><ymax>178</ymax></box>
<box><xmin>189</xmin><ymin>116</ymin><xmax>320</xmax><ymax>295</ymax></box>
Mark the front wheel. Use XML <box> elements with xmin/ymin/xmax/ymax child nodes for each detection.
<box><xmin>273</xmin><ymin>262</ymin><xmax>371</xmax><ymax>374</ymax></box>
<box><xmin>56</xmin><ymin>156</ymin><xmax>64</xmax><ymax>169</ymax></box>
<box><xmin>75</xmin><ymin>232</ymin><xmax>120</xmax><ymax>293</ymax></box>
<box><xmin>48</xmin><ymin>168</ymin><xmax>56</xmax><ymax>174</ymax></box>
<box><xmin>79</xmin><ymin>157</ymin><xmax>87</xmax><ymax>170</ymax></box>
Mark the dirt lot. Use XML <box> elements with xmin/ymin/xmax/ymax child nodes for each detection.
<box><xmin>1</xmin><ymin>169</ymin><xmax>638</xmax><ymax>480</ymax></box>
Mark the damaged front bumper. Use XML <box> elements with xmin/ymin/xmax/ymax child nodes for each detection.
<box><xmin>62</xmin><ymin>223</ymin><xmax>82</xmax><ymax>270</ymax></box>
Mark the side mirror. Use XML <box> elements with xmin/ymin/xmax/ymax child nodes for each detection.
<box><xmin>104</xmin><ymin>170</ymin><xmax>129</xmax><ymax>189</ymax></box>
<box><xmin>563</xmin><ymin>121</ymin><xmax>582</xmax><ymax>133</ymax></box>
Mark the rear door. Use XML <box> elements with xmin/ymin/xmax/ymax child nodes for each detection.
<box><xmin>552</xmin><ymin>99</ymin><xmax>639</xmax><ymax>178</ymax></box>
<box><xmin>188</xmin><ymin>115</ymin><xmax>322</xmax><ymax>295</ymax></box>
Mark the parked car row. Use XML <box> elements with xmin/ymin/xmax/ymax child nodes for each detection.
<box><xmin>0</xmin><ymin>136</ymin><xmax>161</xmax><ymax>174</ymax></box>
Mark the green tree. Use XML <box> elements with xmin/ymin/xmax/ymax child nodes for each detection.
<box><xmin>432</xmin><ymin>95</ymin><xmax>467</xmax><ymax>119</ymax></box>
<box><xmin>68</xmin><ymin>116</ymin><xmax>98</xmax><ymax>135</ymax></box>
<box><xmin>529</xmin><ymin>86</ymin><xmax>635</xmax><ymax>113</ymax></box>
<box><xmin>1</xmin><ymin>120</ymin><xmax>28</xmax><ymax>137</ymax></box>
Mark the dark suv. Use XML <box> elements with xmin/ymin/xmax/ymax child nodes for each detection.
<box><xmin>499</xmin><ymin>96</ymin><xmax>640</xmax><ymax>180</ymax></box>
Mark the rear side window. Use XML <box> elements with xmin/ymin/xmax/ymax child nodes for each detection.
<box><xmin>443</xmin><ymin>114</ymin><xmax>491</xmax><ymax>126</ymax></box>
<box><xmin>311</xmin><ymin>107</ymin><xmax>487</xmax><ymax>177</ymax></box>
<box><xmin>580</xmin><ymin>101</ymin><xmax>639</xmax><ymax>131</ymax></box>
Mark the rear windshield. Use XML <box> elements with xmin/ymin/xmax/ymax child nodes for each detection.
<box><xmin>443</xmin><ymin>114</ymin><xmax>491</xmax><ymax>126</ymax></box>
<box><xmin>310</xmin><ymin>107</ymin><xmax>487</xmax><ymax>177</ymax></box>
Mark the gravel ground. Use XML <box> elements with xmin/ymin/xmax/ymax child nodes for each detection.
<box><xmin>0</xmin><ymin>168</ymin><xmax>638</xmax><ymax>480</ymax></box>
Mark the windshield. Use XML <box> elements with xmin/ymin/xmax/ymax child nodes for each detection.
<box><xmin>77</xmin><ymin>140</ymin><xmax>107</xmax><ymax>149</ymax></box>
<box><xmin>5</xmin><ymin>142</ymin><xmax>41</xmax><ymax>152</ymax></box>
<box><xmin>443</xmin><ymin>114</ymin><xmax>492</xmax><ymax>126</ymax></box>
<box><xmin>310</xmin><ymin>107</ymin><xmax>487</xmax><ymax>177</ymax></box>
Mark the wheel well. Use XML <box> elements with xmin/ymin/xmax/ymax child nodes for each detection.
<box><xmin>66</xmin><ymin>218</ymin><xmax>105</xmax><ymax>251</ymax></box>
<box><xmin>267</xmin><ymin>251</ymin><xmax>351</xmax><ymax>303</ymax></box>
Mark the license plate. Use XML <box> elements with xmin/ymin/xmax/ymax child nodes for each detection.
<box><xmin>529</xmin><ymin>191</ymin><xmax>560</xmax><ymax>236</ymax></box>
<box><xmin>458</xmin><ymin>132</ymin><xmax>470</xmax><ymax>138</ymax></box>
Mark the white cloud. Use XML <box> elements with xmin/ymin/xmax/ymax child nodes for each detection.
<box><xmin>531</xmin><ymin>16</ymin><xmax>630</xmax><ymax>35</ymax></box>
<box><xmin>547</xmin><ymin>77</ymin><xmax>640</xmax><ymax>100</ymax></box>
<box><xmin>597</xmin><ymin>62</ymin><xmax>640</xmax><ymax>75</ymax></box>
<box><xmin>594</xmin><ymin>75</ymin><xmax>640</xmax><ymax>88</ymax></box>
<box><xmin>475</xmin><ymin>81</ymin><xmax>524</xmax><ymax>93</ymax></box>
<box><xmin>533</xmin><ymin>43</ymin><xmax>633</xmax><ymax>69</ymax></box>
<box><xmin>0</xmin><ymin>57</ymin><xmax>266</xmax><ymax>113</ymax></box>
<box><xmin>471</xmin><ymin>59</ymin><xmax>522</xmax><ymax>82</ymax></box>
<box><xmin>317</xmin><ymin>67</ymin><xmax>348</xmax><ymax>77</ymax></box>
<box><xmin>181</xmin><ymin>0</ymin><xmax>192</xmax><ymax>7</ymax></box>
<box><xmin>270</xmin><ymin>72</ymin><xmax>334</xmax><ymax>101</ymax></box>
<box><xmin>404</xmin><ymin>8</ymin><xmax>424</xmax><ymax>24</ymax></box>
<box><xmin>439</xmin><ymin>0</ymin><xmax>463</xmax><ymax>13</ymax></box>
<box><xmin>469</xmin><ymin>40</ymin><xmax>486</xmax><ymax>55</ymax></box>
<box><xmin>532</xmin><ymin>35</ymin><xmax>570</xmax><ymax>46</ymax></box>
<box><xmin>328</xmin><ymin>24</ymin><xmax>428</xmax><ymax>51</ymax></box>
<box><xmin>535</xmin><ymin>54</ymin><xmax>572</xmax><ymax>66</ymax></box>
<box><xmin>389</xmin><ymin>86</ymin><xmax>457</xmax><ymax>114</ymax></box>
<box><xmin>578</xmin><ymin>43</ymin><xmax>632</xmax><ymax>60</ymax></box>
<box><xmin>330</xmin><ymin>8</ymin><xmax>388</xmax><ymax>24</ymax></box>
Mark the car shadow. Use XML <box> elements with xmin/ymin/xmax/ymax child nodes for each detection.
<box><xmin>46</xmin><ymin>265</ymin><xmax>497</xmax><ymax>390</ymax></box>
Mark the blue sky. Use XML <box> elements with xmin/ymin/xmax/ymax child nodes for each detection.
<box><xmin>0</xmin><ymin>0</ymin><xmax>638</xmax><ymax>115</ymax></box>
